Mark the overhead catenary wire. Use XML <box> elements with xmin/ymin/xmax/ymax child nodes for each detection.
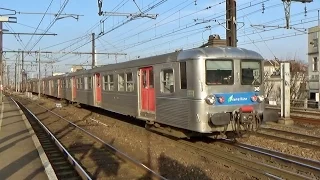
<box><xmin>46</xmin><ymin>0</ymin><xmax>131</xmax><ymax>57</ymax></box>
<box><xmin>26</xmin><ymin>0</ymin><xmax>71</xmax><ymax>53</ymax></box>
<box><xmin>107</xmin><ymin>1</ymin><xmax>283</xmax><ymax>52</ymax></box>
<box><xmin>54</xmin><ymin>0</ymin><xmax>169</xmax><ymax>62</ymax></box>
<box><xmin>8</xmin><ymin>0</ymin><xmax>317</xmax><ymax>68</ymax></box>
<box><xmin>24</xmin><ymin>0</ymin><xmax>54</xmax><ymax>51</ymax></box>
<box><xmin>52</xmin><ymin>0</ymin><xmax>273</xmax><ymax>63</ymax></box>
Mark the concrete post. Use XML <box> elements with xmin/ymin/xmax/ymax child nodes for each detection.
<box><xmin>279</xmin><ymin>62</ymin><xmax>293</xmax><ymax>125</ymax></box>
<box><xmin>304</xmin><ymin>98</ymin><xmax>308</xmax><ymax>109</ymax></box>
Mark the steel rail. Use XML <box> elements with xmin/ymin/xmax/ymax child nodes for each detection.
<box><xmin>221</xmin><ymin>140</ymin><xmax>320</xmax><ymax>179</ymax></box>
<box><xmin>224</xmin><ymin>140</ymin><xmax>320</xmax><ymax>169</ymax></box>
<box><xmin>176</xmin><ymin>139</ymin><xmax>280</xmax><ymax>180</ymax></box>
<box><xmin>11</xmin><ymin>98</ymin><xmax>92</xmax><ymax>180</ymax></box>
<box><xmin>256</xmin><ymin>128</ymin><xmax>320</xmax><ymax>149</ymax></box>
<box><xmin>219</xmin><ymin>140</ymin><xmax>320</xmax><ymax>179</ymax></box>
<box><xmin>21</xmin><ymin>98</ymin><xmax>167</xmax><ymax>180</ymax></box>
<box><xmin>13</xmin><ymin>93</ymin><xmax>318</xmax><ymax>179</ymax></box>
<box><xmin>177</xmin><ymin>139</ymin><xmax>314</xmax><ymax>180</ymax></box>
<box><xmin>224</xmin><ymin>140</ymin><xmax>320</xmax><ymax>170</ymax></box>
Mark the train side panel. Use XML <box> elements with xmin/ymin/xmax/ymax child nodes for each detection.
<box><xmin>99</xmin><ymin>69</ymin><xmax>138</xmax><ymax>116</ymax></box>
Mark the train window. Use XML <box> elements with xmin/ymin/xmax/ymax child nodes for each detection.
<box><xmin>206</xmin><ymin>60</ymin><xmax>233</xmax><ymax>85</ymax></box>
<box><xmin>241</xmin><ymin>60</ymin><xmax>261</xmax><ymax>85</ymax></box>
<box><xmin>103</xmin><ymin>76</ymin><xmax>107</xmax><ymax>90</ymax></box>
<box><xmin>126</xmin><ymin>73</ymin><xmax>134</xmax><ymax>92</ymax></box>
<box><xmin>118</xmin><ymin>73</ymin><xmax>125</xmax><ymax>91</ymax></box>
<box><xmin>84</xmin><ymin>77</ymin><xmax>88</xmax><ymax>90</ymax></box>
<box><xmin>180</xmin><ymin>62</ymin><xmax>187</xmax><ymax>89</ymax></box>
<box><xmin>104</xmin><ymin>74</ymin><xmax>114</xmax><ymax>91</ymax></box>
<box><xmin>109</xmin><ymin>74</ymin><xmax>114</xmax><ymax>91</ymax></box>
<box><xmin>77</xmin><ymin>78</ymin><xmax>84</xmax><ymax>89</ymax></box>
<box><xmin>88</xmin><ymin>76</ymin><xmax>92</xmax><ymax>89</ymax></box>
<box><xmin>142</xmin><ymin>70</ymin><xmax>147</xmax><ymax>88</ymax></box>
<box><xmin>76</xmin><ymin>78</ymin><xmax>80</xmax><ymax>89</ymax></box>
<box><xmin>149</xmin><ymin>69</ymin><xmax>154</xmax><ymax>88</ymax></box>
<box><xmin>161</xmin><ymin>69</ymin><xmax>174</xmax><ymax>93</ymax></box>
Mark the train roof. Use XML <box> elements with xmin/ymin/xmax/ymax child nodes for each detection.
<box><xmin>89</xmin><ymin>51</ymin><xmax>179</xmax><ymax>73</ymax></box>
<box><xmin>177</xmin><ymin>47</ymin><xmax>263</xmax><ymax>61</ymax></box>
<box><xmin>31</xmin><ymin>46</ymin><xmax>263</xmax><ymax>81</ymax></box>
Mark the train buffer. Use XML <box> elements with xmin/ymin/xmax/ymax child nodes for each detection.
<box><xmin>0</xmin><ymin>96</ymin><xmax>57</xmax><ymax>180</ymax></box>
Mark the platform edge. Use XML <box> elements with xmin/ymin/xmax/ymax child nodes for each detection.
<box><xmin>11</xmin><ymin>97</ymin><xmax>58</xmax><ymax>180</ymax></box>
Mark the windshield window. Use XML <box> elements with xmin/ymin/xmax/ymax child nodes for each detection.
<box><xmin>241</xmin><ymin>60</ymin><xmax>261</xmax><ymax>85</ymax></box>
<box><xmin>206</xmin><ymin>60</ymin><xmax>233</xmax><ymax>85</ymax></box>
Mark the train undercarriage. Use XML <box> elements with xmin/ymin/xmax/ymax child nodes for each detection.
<box><xmin>145</xmin><ymin>107</ymin><xmax>262</xmax><ymax>139</ymax></box>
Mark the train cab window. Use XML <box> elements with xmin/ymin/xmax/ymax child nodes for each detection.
<box><xmin>180</xmin><ymin>62</ymin><xmax>187</xmax><ymax>89</ymax></box>
<box><xmin>241</xmin><ymin>60</ymin><xmax>261</xmax><ymax>85</ymax></box>
<box><xmin>126</xmin><ymin>73</ymin><xmax>134</xmax><ymax>92</ymax></box>
<box><xmin>206</xmin><ymin>60</ymin><xmax>233</xmax><ymax>85</ymax></box>
<box><xmin>161</xmin><ymin>69</ymin><xmax>174</xmax><ymax>93</ymax></box>
<box><xmin>118</xmin><ymin>73</ymin><xmax>125</xmax><ymax>91</ymax></box>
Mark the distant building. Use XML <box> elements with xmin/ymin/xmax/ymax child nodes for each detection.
<box><xmin>52</xmin><ymin>72</ymin><xmax>65</xmax><ymax>76</ymax></box>
<box><xmin>71</xmin><ymin>65</ymin><xmax>83</xmax><ymax>72</ymax></box>
<box><xmin>307</xmin><ymin>26</ymin><xmax>320</xmax><ymax>100</ymax></box>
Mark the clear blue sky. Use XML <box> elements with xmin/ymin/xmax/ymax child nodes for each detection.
<box><xmin>1</xmin><ymin>0</ymin><xmax>320</xmax><ymax>76</ymax></box>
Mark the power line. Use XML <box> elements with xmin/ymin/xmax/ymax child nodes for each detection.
<box><xmin>55</xmin><ymin>0</ymin><xmax>130</xmax><ymax>54</ymax></box>
<box><xmin>54</xmin><ymin>0</ymin><xmax>168</xmax><ymax>62</ymax></box>
<box><xmin>27</xmin><ymin>0</ymin><xmax>71</xmax><ymax>53</ymax></box>
<box><xmin>24</xmin><ymin>0</ymin><xmax>54</xmax><ymax>51</ymax></box>
<box><xmin>239</xmin><ymin>32</ymin><xmax>305</xmax><ymax>45</ymax></box>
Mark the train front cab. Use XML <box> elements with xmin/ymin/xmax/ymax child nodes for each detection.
<box><xmin>186</xmin><ymin>56</ymin><xmax>267</xmax><ymax>135</ymax></box>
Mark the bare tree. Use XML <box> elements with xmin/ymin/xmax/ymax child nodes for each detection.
<box><xmin>289</xmin><ymin>60</ymin><xmax>308</xmax><ymax>107</ymax></box>
<box><xmin>263</xmin><ymin>71</ymin><xmax>275</xmax><ymax>100</ymax></box>
<box><xmin>264</xmin><ymin>60</ymin><xmax>307</xmax><ymax>107</ymax></box>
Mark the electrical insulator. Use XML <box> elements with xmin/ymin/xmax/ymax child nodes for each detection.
<box><xmin>304</xmin><ymin>5</ymin><xmax>307</xmax><ymax>17</ymax></box>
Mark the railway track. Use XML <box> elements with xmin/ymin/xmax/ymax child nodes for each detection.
<box><xmin>266</xmin><ymin>106</ymin><xmax>320</xmax><ymax>125</ymax></box>
<box><xmin>13</xmin><ymin>97</ymin><xmax>166</xmax><ymax>180</ymax></box>
<box><xmin>14</xmin><ymin>94</ymin><xmax>320</xmax><ymax>179</ymax></box>
<box><xmin>12</xmin><ymin>98</ymin><xmax>86</xmax><ymax>180</ymax></box>
<box><xmin>255</xmin><ymin>127</ymin><xmax>320</xmax><ymax>149</ymax></box>
<box><xmin>176</xmin><ymin>139</ymin><xmax>320</xmax><ymax>180</ymax></box>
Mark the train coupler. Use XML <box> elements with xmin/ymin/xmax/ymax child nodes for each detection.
<box><xmin>231</xmin><ymin>106</ymin><xmax>262</xmax><ymax>137</ymax></box>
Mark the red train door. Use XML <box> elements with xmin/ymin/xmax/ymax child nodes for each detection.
<box><xmin>140</xmin><ymin>67</ymin><xmax>155</xmax><ymax>112</ymax></box>
<box><xmin>95</xmin><ymin>73</ymin><xmax>101</xmax><ymax>103</ymax></box>
<box><xmin>72</xmin><ymin>77</ymin><xmax>77</xmax><ymax>101</ymax></box>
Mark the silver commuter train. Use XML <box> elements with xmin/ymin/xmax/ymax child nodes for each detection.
<box><xmin>28</xmin><ymin>46</ymin><xmax>268</xmax><ymax>138</ymax></box>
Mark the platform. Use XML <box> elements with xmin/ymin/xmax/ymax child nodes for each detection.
<box><xmin>0</xmin><ymin>96</ymin><xmax>56</xmax><ymax>180</ymax></box>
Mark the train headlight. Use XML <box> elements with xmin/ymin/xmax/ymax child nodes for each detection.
<box><xmin>205</xmin><ymin>95</ymin><xmax>216</xmax><ymax>105</ymax></box>
<box><xmin>257</xmin><ymin>95</ymin><xmax>264</xmax><ymax>103</ymax></box>
<box><xmin>251</xmin><ymin>95</ymin><xmax>257</xmax><ymax>102</ymax></box>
